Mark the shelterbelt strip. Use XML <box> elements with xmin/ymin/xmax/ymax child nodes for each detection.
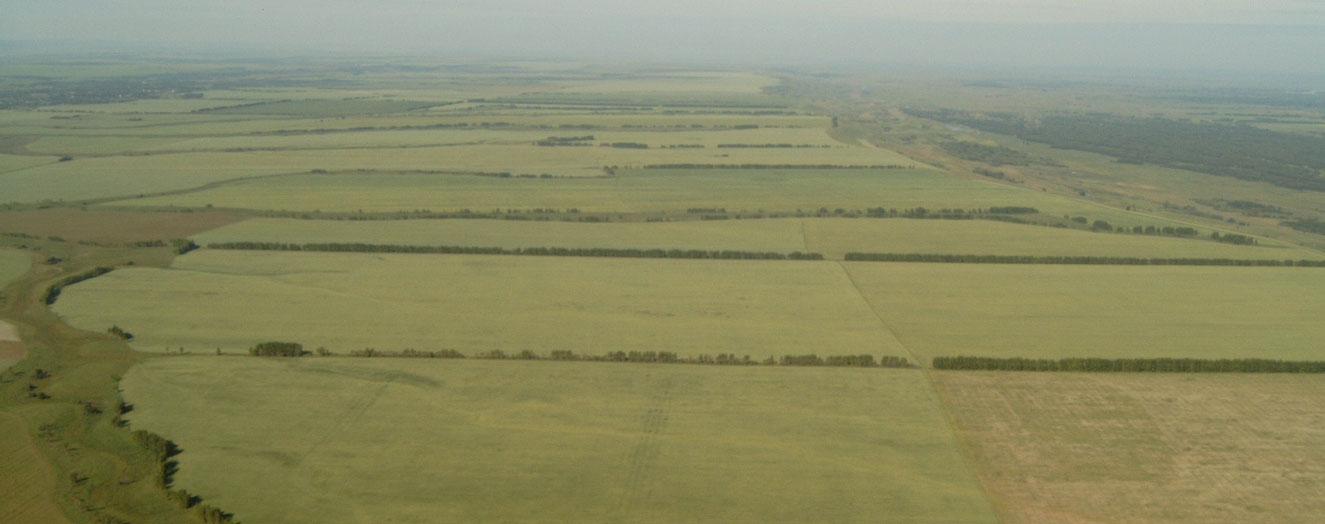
<box><xmin>204</xmin><ymin>242</ymin><xmax>1325</xmax><ymax>266</ymax></box>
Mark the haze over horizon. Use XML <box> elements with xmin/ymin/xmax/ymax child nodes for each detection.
<box><xmin>3</xmin><ymin>1</ymin><xmax>1323</xmax><ymax>76</ymax></box>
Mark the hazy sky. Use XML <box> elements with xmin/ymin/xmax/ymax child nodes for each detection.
<box><xmin>4</xmin><ymin>1</ymin><xmax>1323</xmax><ymax>73</ymax></box>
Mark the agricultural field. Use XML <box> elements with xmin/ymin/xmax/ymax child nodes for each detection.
<box><xmin>844</xmin><ymin>262</ymin><xmax>1325</xmax><ymax>361</ymax></box>
<box><xmin>194</xmin><ymin>216</ymin><xmax>1325</xmax><ymax>261</ymax></box>
<box><xmin>53</xmin><ymin>250</ymin><xmax>911</xmax><ymax>360</ymax></box>
<box><xmin>121</xmin><ymin>357</ymin><xmax>997</xmax><ymax>524</ymax></box>
<box><xmin>935</xmin><ymin>372</ymin><xmax>1325</xmax><ymax>524</ymax></box>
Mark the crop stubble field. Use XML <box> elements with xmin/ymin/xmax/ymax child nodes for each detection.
<box><xmin>4</xmin><ymin>60</ymin><xmax>1324</xmax><ymax>523</ymax></box>
<box><xmin>935</xmin><ymin>372</ymin><xmax>1325</xmax><ymax>524</ymax></box>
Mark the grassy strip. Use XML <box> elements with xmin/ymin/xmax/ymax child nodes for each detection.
<box><xmin>206</xmin><ymin>242</ymin><xmax>825</xmax><ymax>260</ymax></box>
<box><xmin>933</xmin><ymin>356</ymin><xmax>1325</xmax><ymax>372</ymax></box>
<box><xmin>845</xmin><ymin>252</ymin><xmax>1325</xmax><ymax>267</ymax></box>
<box><xmin>0</xmin><ymin>237</ymin><xmax>233</xmax><ymax>523</ymax></box>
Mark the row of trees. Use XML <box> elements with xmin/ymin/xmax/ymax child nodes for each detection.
<box><xmin>207</xmin><ymin>242</ymin><xmax>824</xmax><ymax>261</ymax></box>
<box><xmin>131</xmin><ymin>430</ymin><xmax>234</xmax><ymax>523</ymax></box>
<box><xmin>43</xmin><ymin>266</ymin><xmax>114</xmax><ymax>305</ymax></box>
<box><xmin>933</xmin><ymin>356</ymin><xmax>1325</xmax><ymax>373</ymax></box>
<box><xmin>328</xmin><ymin>348</ymin><xmax>914</xmax><ymax>368</ymax></box>
<box><xmin>844</xmin><ymin>252</ymin><xmax>1325</xmax><ymax>267</ymax></box>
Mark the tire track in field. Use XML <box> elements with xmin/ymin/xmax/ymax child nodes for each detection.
<box><xmin>293</xmin><ymin>382</ymin><xmax>389</xmax><ymax>468</ymax></box>
<box><xmin>611</xmin><ymin>374</ymin><xmax>674</xmax><ymax>523</ymax></box>
<box><xmin>836</xmin><ymin>261</ymin><xmax>1006</xmax><ymax>522</ymax></box>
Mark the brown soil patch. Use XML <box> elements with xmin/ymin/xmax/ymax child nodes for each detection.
<box><xmin>936</xmin><ymin>372</ymin><xmax>1325</xmax><ymax>524</ymax></box>
<box><xmin>0</xmin><ymin>208</ymin><xmax>242</xmax><ymax>244</ymax></box>
<box><xmin>0</xmin><ymin>413</ymin><xmax>71</xmax><ymax>524</ymax></box>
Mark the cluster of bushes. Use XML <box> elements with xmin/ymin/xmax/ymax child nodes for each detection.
<box><xmin>933</xmin><ymin>356</ymin><xmax>1325</xmax><ymax>373</ymax></box>
<box><xmin>249</xmin><ymin>341</ymin><xmax>306</xmax><ymax>357</ymax></box>
<box><xmin>1211</xmin><ymin>232</ymin><xmax>1257</xmax><ymax>245</ymax></box>
<box><xmin>941</xmin><ymin>141</ymin><xmax>1034</xmax><ymax>166</ymax></box>
<box><xmin>602</xmin><ymin>142</ymin><xmax>648</xmax><ymax>149</ymax></box>
<box><xmin>844</xmin><ymin>252</ymin><xmax>1325</xmax><ymax>267</ymax></box>
<box><xmin>207</xmin><ymin>242</ymin><xmax>824</xmax><ymax>261</ymax></box>
<box><xmin>535</xmin><ymin>135</ymin><xmax>595</xmax><ymax>146</ymax></box>
<box><xmin>973</xmin><ymin>167</ymin><xmax>1007</xmax><ymax>179</ymax></box>
<box><xmin>334</xmin><ymin>348</ymin><xmax>913</xmax><ymax>368</ymax></box>
<box><xmin>43</xmin><ymin>266</ymin><xmax>114</xmax><ymax>305</ymax></box>
<box><xmin>1283</xmin><ymin>217</ymin><xmax>1325</xmax><ymax>235</ymax></box>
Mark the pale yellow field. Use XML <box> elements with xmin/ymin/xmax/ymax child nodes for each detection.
<box><xmin>937</xmin><ymin>372</ymin><xmax>1325</xmax><ymax>524</ymax></box>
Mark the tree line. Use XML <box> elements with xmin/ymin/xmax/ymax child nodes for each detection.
<box><xmin>275</xmin><ymin>346</ymin><xmax>916</xmax><ymax>368</ymax></box>
<box><xmin>43</xmin><ymin>266</ymin><xmax>115</xmax><ymax>305</ymax></box>
<box><xmin>933</xmin><ymin>356</ymin><xmax>1325</xmax><ymax>373</ymax></box>
<box><xmin>844</xmin><ymin>252</ymin><xmax>1325</xmax><ymax>267</ymax></box>
<box><xmin>132</xmin><ymin>430</ymin><xmax>234</xmax><ymax>523</ymax></box>
<box><xmin>207</xmin><ymin>242</ymin><xmax>824</xmax><ymax>261</ymax></box>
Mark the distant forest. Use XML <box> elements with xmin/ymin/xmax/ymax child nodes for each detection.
<box><xmin>906</xmin><ymin>109</ymin><xmax>1325</xmax><ymax>191</ymax></box>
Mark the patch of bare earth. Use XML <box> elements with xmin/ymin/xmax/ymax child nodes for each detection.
<box><xmin>0</xmin><ymin>320</ymin><xmax>22</xmax><ymax>370</ymax></box>
<box><xmin>0</xmin><ymin>413</ymin><xmax>71</xmax><ymax>523</ymax></box>
<box><xmin>0</xmin><ymin>209</ymin><xmax>242</xmax><ymax>244</ymax></box>
<box><xmin>935</xmin><ymin>372</ymin><xmax>1325</xmax><ymax>524</ymax></box>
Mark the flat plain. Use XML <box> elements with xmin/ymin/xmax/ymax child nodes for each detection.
<box><xmin>121</xmin><ymin>357</ymin><xmax>998</xmax><ymax>524</ymax></box>
<box><xmin>3</xmin><ymin>58</ymin><xmax>1323</xmax><ymax>524</ymax></box>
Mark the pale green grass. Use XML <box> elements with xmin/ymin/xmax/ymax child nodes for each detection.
<box><xmin>0</xmin><ymin>249</ymin><xmax>31</xmax><ymax>288</ymax></box>
<box><xmin>937</xmin><ymin>372</ymin><xmax>1325</xmax><ymax>524</ymax></box>
<box><xmin>555</xmin><ymin>72</ymin><xmax>779</xmax><ymax>94</ymax></box>
<box><xmin>22</xmin><ymin>136</ymin><xmax>187</xmax><ymax>156</ymax></box>
<box><xmin>121</xmin><ymin>357</ymin><xmax>997</xmax><ymax>524</ymax></box>
<box><xmin>844</xmin><ymin>262</ymin><xmax>1325</xmax><ymax>361</ymax></box>
<box><xmin>6</xmin><ymin>144</ymin><xmax>917</xmax><ymax>204</ymax></box>
<box><xmin>0</xmin><ymin>153</ymin><xmax>57</xmax><ymax>174</ymax></box>
<box><xmin>132</xmin><ymin>126</ymin><xmax>844</xmax><ymax>154</ymax></box>
<box><xmin>194</xmin><ymin>217</ymin><xmax>1322</xmax><ymax>261</ymax></box>
<box><xmin>6</xmin><ymin>113</ymin><xmax>827</xmax><ymax>139</ymax></box>
<box><xmin>35</xmin><ymin>98</ymin><xmax>240</xmax><ymax>114</ymax></box>
<box><xmin>113</xmin><ymin>168</ymin><xmax>1068</xmax><ymax>215</ymax></box>
<box><xmin>194</xmin><ymin>217</ymin><xmax>809</xmax><ymax>253</ymax></box>
<box><xmin>54</xmin><ymin>250</ymin><xmax>909</xmax><ymax>359</ymax></box>
<box><xmin>802</xmin><ymin>218</ymin><xmax>1322</xmax><ymax>260</ymax></box>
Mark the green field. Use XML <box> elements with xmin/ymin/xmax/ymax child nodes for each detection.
<box><xmin>121</xmin><ymin>357</ymin><xmax>997</xmax><ymax>524</ymax></box>
<box><xmin>195</xmin><ymin>217</ymin><xmax>1324</xmax><ymax>260</ymax></box>
<box><xmin>937</xmin><ymin>372</ymin><xmax>1325</xmax><ymax>524</ymax></box>
<box><xmin>845</xmin><ymin>262</ymin><xmax>1325</xmax><ymax>361</ymax></box>
<box><xmin>53</xmin><ymin>250</ymin><xmax>910</xmax><ymax>360</ymax></box>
